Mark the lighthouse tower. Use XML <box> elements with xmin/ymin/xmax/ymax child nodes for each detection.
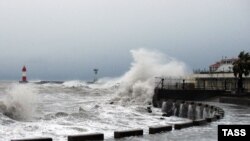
<box><xmin>20</xmin><ymin>66</ymin><xmax>28</xmax><ymax>83</ymax></box>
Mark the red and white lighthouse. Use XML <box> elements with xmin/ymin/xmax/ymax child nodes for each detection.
<box><xmin>20</xmin><ymin>65</ymin><xmax>28</xmax><ymax>83</ymax></box>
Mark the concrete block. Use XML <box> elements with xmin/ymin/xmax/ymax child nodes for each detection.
<box><xmin>218</xmin><ymin>109</ymin><xmax>224</xmax><ymax>113</ymax></box>
<box><xmin>68</xmin><ymin>133</ymin><xmax>104</xmax><ymax>141</ymax></box>
<box><xmin>215</xmin><ymin>114</ymin><xmax>221</xmax><ymax>119</ymax></box>
<box><xmin>218</xmin><ymin>112</ymin><xmax>224</xmax><ymax>117</ymax></box>
<box><xmin>193</xmin><ymin>119</ymin><xmax>207</xmax><ymax>126</ymax></box>
<box><xmin>206</xmin><ymin>117</ymin><xmax>217</xmax><ymax>122</ymax></box>
<box><xmin>114</xmin><ymin>129</ymin><xmax>143</xmax><ymax>138</ymax></box>
<box><xmin>149</xmin><ymin>125</ymin><xmax>172</xmax><ymax>134</ymax></box>
<box><xmin>11</xmin><ymin>138</ymin><xmax>52</xmax><ymax>141</ymax></box>
<box><xmin>174</xmin><ymin>121</ymin><xmax>193</xmax><ymax>130</ymax></box>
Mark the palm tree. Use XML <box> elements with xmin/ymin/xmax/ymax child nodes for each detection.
<box><xmin>233</xmin><ymin>51</ymin><xmax>250</xmax><ymax>93</ymax></box>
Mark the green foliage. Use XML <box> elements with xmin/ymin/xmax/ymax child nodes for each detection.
<box><xmin>233</xmin><ymin>51</ymin><xmax>250</xmax><ymax>78</ymax></box>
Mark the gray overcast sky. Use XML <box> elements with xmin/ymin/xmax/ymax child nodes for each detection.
<box><xmin>0</xmin><ymin>0</ymin><xmax>249</xmax><ymax>80</ymax></box>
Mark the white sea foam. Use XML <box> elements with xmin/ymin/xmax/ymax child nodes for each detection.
<box><xmin>62</xmin><ymin>80</ymin><xmax>87</xmax><ymax>88</ymax></box>
<box><xmin>62</xmin><ymin>48</ymin><xmax>187</xmax><ymax>105</ymax></box>
<box><xmin>2</xmin><ymin>84</ymin><xmax>38</xmax><ymax>120</ymax></box>
<box><xmin>62</xmin><ymin>78</ymin><xmax>121</xmax><ymax>90</ymax></box>
<box><xmin>88</xmin><ymin>77</ymin><xmax>121</xmax><ymax>89</ymax></box>
<box><xmin>61</xmin><ymin>48</ymin><xmax>188</xmax><ymax>105</ymax></box>
<box><xmin>114</xmin><ymin>48</ymin><xmax>188</xmax><ymax>104</ymax></box>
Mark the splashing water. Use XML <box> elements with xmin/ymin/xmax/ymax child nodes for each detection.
<box><xmin>60</xmin><ymin>48</ymin><xmax>188</xmax><ymax>105</ymax></box>
<box><xmin>62</xmin><ymin>80</ymin><xmax>87</xmax><ymax>88</ymax></box>
<box><xmin>1</xmin><ymin>84</ymin><xmax>37</xmax><ymax>120</ymax></box>
<box><xmin>114</xmin><ymin>48</ymin><xmax>188</xmax><ymax>104</ymax></box>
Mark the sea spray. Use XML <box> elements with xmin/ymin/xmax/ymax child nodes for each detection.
<box><xmin>114</xmin><ymin>48</ymin><xmax>188</xmax><ymax>104</ymax></box>
<box><xmin>62</xmin><ymin>48</ymin><xmax>188</xmax><ymax>105</ymax></box>
<box><xmin>63</xmin><ymin>80</ymin><xmax>88</xmax><ymax>88</ymax></box>
<box><xmin>62</xmin><ymin>78</ymin><xmax>120</xmax><ymax>89</ymax></box>
<box><xmin>3</xmin><ymin>84</ymin><xmax>37</xmax><ymax>120</ymax></box>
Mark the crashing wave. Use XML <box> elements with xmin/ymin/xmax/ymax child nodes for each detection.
<box><xmin>113</xmin><ymin>48</ymin><xmax>188</xmax><ymax>105</ymax></box>
<box><xmin>0</xmin><ymin>84</ymin><xmax>37</xmax><ymax>120</ymax></box>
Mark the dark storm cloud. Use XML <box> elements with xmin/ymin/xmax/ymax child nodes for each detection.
<box><xmin>0</xmin><ymin>0</ymin><xmax>249</xmax><ymax>80</ymax></box>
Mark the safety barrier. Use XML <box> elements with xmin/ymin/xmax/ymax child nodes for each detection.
<box><xmin>114</xmin><ymin>129</ymin><xmax>143</xmax><ymax>138</ymax></box>
<box><xmin>149</xmin><ymin>125</ymin><xmax>172</xmax><ymax>134</ymax></box>
<box><xmin>11</xmin><ymin>138</ymin><xmax>53</xmax><ymax>141</ymax></box>
<box><xmin>174</xmin><ymin>121</ymin><xmax>193</xmax><ymax>130</ymax></box>
<box><xmin>68</xmin><ymin>133</ymin><xmax>104</xmax><ymax>141</ymax></box>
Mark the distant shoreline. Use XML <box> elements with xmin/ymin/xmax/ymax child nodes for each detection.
<box><xmin>33</xmin><ymin>81</ymin><xmax>64</xmax><ymax>84</ymax></box>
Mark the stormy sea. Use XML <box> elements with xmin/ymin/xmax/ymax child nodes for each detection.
<box><xmin>0</xmin><ymin>49</ymin><xmax>249</xmax><ymax>141</ymax></box>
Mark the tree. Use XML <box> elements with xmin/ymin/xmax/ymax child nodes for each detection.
<box><xmin>233</xmin><ymin>51</ymin><xmax>250</xmax><ymax>93</ymax></box>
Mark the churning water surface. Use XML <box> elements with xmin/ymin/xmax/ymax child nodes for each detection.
<box><xmin>0</xmin><ymin>81</ymin><xmax>189</xmax><ymax>141</ymax></box>
<box><xmin>0</xmin><ymin>81</ymin><xmax>250</xmax><ymax>141</ymax></box>
<box><xmin>0</xmin><ymin>49</ymin><xmax>190</xmax><ymax>141</ymax></box>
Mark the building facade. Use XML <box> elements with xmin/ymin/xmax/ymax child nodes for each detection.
<box><xmin>194</xmin><ymin>57</ymin><xmax>249</xmax><ymax>93</ymax></box>
<box><xmin>155</xmin><ymin>57</ymin><xmax>250</xmax><ymax>93</ymax></box>
<box><xmin>192</xmin><ymin>73</ymin><xmax>250</xmax><ymax>93</ymax></box>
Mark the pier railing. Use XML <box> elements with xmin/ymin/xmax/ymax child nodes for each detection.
<box><xmin>155</xmin><ymin>77</ymin><xmax>240</xmax><ymax>92</ymax></box>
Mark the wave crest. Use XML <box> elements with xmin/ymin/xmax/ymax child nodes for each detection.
<box><xmin>114</xmin><ymin>48</ymin><xmax>188</xmax><ymax>104</ymax></box>
<box><xmin>1</xmin><ymin>84</ymin><xmax>38</xmax><ymax>120</ymax></box>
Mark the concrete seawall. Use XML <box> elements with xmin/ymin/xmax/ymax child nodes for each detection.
<box><xmin>158</xmin><ymin>99</ymin><xmax>225</xmax><ymax>132</ymax></box>
<box><xmin>153</xmin><ymin>88</ymin><xmax>225</xmax><ymax>107</ymax></box>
